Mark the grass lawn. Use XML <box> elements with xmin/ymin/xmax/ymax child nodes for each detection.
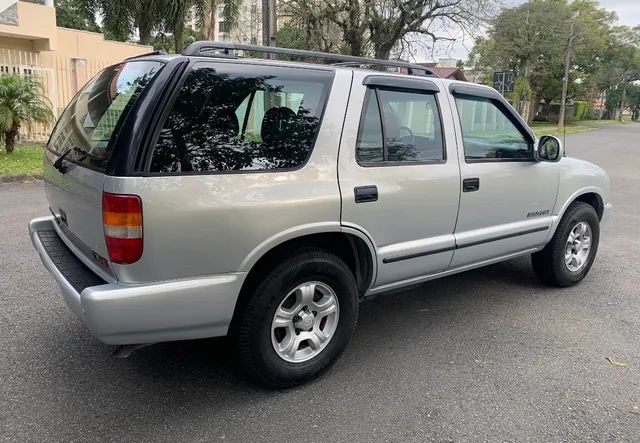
<box><xmin>0</xmin><ymin>145</ymin><xmax>45</xmax><ymax>178</ymax></box>
<box><xmin>531</xmin><ymin>119</ymin><xmax>633</xmax><ymax>138</ymax></box>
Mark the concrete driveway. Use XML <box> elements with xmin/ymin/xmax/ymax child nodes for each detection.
<box><xmin>1</xmin><ymin>124</ymin><xmax>639</xmax><ymax>442</ymax></box>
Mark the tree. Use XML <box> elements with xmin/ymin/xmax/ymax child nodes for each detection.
<box><xmin>163</xmin><ymin>0</ymin><xmax>195</xmax><ymax>53</ymax></box>
<box><xmin>470</xmin><ymin>0</ymin><xmax>570</xmax><ymax>123</ymax></box>
<box><xmin>600</xmin><ymin>26</ymin><xmax>640</xmax><ymax>121</ymax></box>
<box><xmin>55</xmin><ymin>0</ymin><xmax>100</xmax><ymax>32</ymax></box>
<box><xmin>91</xmin><ymin>0</ymin><xmax>164</xmax><ymax>44</ymax></box>
<box><xmin>164</xmin><ymin>0</ymin><xmax>243</xmax><ymax>53</ymax></box>
<box><xmin>469</xmin><ymin>0</ymin><xmax>620</xmax><ymax>124</ymax></box>
<box><xmin>626</xmin><ymin>83</ymin><xmax>640</xmax><ymax>121</ymax></box>
<box><xmin>0</xmin><ymin>76</ymin><xmax>53</xmax><ymax>155</ymax></box>
<box><xmin>149</xmin><ymin>28</ymin><xmax>200</xmax><ymax>54</ymax></box>
<box><xmin>281</xmin><ymin>0</ymin><xmax>497</xmax><ymax>59</ymax></box>
<box><xmin>557</xmin><ymin>1</ymin><xmax>617</xmax><ymax>128</ymax></box>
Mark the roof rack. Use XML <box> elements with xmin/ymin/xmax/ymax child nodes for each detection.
<box><xmin>181</xmin><ymin>41</ymin><xmax>435</xmax><ymax>76</ymax></box>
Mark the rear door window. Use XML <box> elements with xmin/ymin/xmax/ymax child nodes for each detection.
<box><xmin>48</xmin><ymin>61</ymin><xmax>164</xmax><ymax>170</ymax></box>
<box><xmin>149</xmin><ymin>63</ymin><xmax>333</xmax><ymax>173</ymax></box>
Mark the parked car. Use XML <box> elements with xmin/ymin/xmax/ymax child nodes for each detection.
<box><xmin>29</xmin><ymin>42</ymin><xmax>611</xmax><ymax>388</ymax></box>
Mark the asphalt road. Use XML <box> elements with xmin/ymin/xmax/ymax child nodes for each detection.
<box><xmin>1</xmin><ymin>124</ymin><xmax>639</xmax><ymax>442</ymax></box>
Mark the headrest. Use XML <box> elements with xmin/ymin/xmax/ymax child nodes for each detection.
<box><xmin>261</xmin><ymin>106</ymin><xmax>298</xmax><ymax>146</ymax></box>
<box><xmin>212</xmin><ymin>107</ymin><xmax>239</xmax><ymax>136</ymax></box>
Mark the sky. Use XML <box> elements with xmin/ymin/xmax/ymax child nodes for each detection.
<box><xmin>422</xmin><ymin>0</ymin><xmax>640</xmax><ymax>62</ymax></box>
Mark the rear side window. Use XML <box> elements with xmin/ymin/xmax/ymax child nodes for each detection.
<box><xmin>48</xmin><ymin>61</ymin><xmax>163</xmax><ymax>170</ymax></box>
<box><xmin>150</xmin><ymin>63</ymin><xmax>332</xmax><ymax>173</ymax></box>
<box><xmin>356</xmin><ymin>88</ymin><xmax>445</xmax><ymax>164</ymax></box>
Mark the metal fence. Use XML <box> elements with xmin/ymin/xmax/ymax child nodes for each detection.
<box><xmin>0</xmin><ymin>48</ymin><xmax>111</xmax><ymax>142</ymax></box>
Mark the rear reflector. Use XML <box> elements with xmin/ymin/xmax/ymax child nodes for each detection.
<box><xmin>102</xmin><ymin>192</ymin><xmax>143</xmax><ymax>264</ymax></box>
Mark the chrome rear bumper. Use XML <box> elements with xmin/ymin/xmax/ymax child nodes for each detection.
<box><xmin>29</xmin><ymin>216</ymin><xmax>245</xmax><ymax>345</ymax></box>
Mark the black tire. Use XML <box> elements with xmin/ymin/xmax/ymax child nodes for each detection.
<box><xmin>233</xmin><ymin>248</ymin><xmax>358</xmax><ymax>388</ymax></box>
<box><xmin>532</xmin><ymin>201</ymin><xmax>600</xmax><ymax>287</ymax></box>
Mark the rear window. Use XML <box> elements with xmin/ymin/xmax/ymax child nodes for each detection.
<box><xmin>48</xmin><ymin>61</ymin><xmax>164</xmax><ymax>170</ymax></box>
<box><xmin>149</xmin><ymin>63</ymin><xmax>332</xmax><ymax>173</ymax></box>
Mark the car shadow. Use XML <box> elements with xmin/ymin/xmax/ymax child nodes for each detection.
<box><xmin>31</xmin><ymin>255</ymin><xmax>557</xmax><ymax>440</ymax></box>
<box><xmin>114</xmin><ymin>255</ymin><xmax>547</xmax><ymax>384</ymax></box>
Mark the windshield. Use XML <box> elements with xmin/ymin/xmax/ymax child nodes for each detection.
<box><xmin>47</xmin><ymin>60</ymin><xmax>164</xmax><ymax>170</ymax></box>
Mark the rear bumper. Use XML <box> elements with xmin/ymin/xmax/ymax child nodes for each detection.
<box><xmin>29</xmin><ymin>216</ymin><xmax>245</xmax><ymax>345</ymax></box>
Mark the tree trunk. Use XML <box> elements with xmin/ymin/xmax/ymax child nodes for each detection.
<box><xmin>173</xmin><ymin>16</ymin><xmax>185</xmax><ymax>53</ymax></box>
<box><xmin>618</xmin><ymin>84</ymin><xmax>627</xmax><ymax>122</ymax></box>
<box><xmin>262</xmin><ymin>0</ymin><xmax>270</xmax><ymax>47</ymax></box>
<box><xmin>139</xmin><ymin>28</ymin><xmax>151</xmax><ymax>46</ymax></box>
<box><xmin>4</xmin><ymin>125</ymin><xmax>18</xmax><ymax>155</ymax></box>
<box><xmin>204</xmin><ymin>0</ymin><xmax>217</xmax><ymax>40</ymax></box>
<box><xmin>525</xmin><ymin>93</ymin><xmax>539</xmax><ymax>126</ymax></box>
<box><xmin>137</xmin><ymin>9</ymin><xmax>153</xmax><ymax>46</ymax></box>
<box><xmin>558</xmin><ymin>21</ymin><xmax>574</xmax><ymax>131</ymax></box>
<box><xmin>342</xmin><ymin>29</ymin><xmax>364</xmax><ymax>56</ymax></box>
<box><xmin>374</xmin><ymin>47</ymin><xmax>392</xmax><ymax>60</ymax></box>
<box><xmin>558</xmin><ymin>47</ymin><xmax>571</xmax><ymax>130</ymax></box>
<box><xmin>269</xmin><ymin>0</ymin><xmax>277</xmax><ymax>48</ymax></box>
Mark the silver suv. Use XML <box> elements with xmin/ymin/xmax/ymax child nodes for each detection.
<box><xmin>29</xmin><ymin>42</ymin><xmax>611</xmax><ymax>388</ymax></box>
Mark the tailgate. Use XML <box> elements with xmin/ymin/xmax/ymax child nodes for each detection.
<box><xmin>44</xmin><ymin>60</ymin><xmax>164</xmax><ymax>275</ymax></box>
<box><xmin>44</xmin><ymin>150</ymin><xmax>111</xmax><ymax>276</ymax></box>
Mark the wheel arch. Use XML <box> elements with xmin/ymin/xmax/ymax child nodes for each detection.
<box><xmin>558</xmin><ymin>188</ymin><xmax>605</xmax><ymax>220</ymax></box>
<box><xmin>573</xmin><ymin>192</ymin><xmax>604</xmax><ymax>221</ymax></box>
<box><xmin>230</xmin><ymin>228</ymin><xmax>377</xmax><ymax>333</ymax></box>
<box><xmin>548</xmin><ymin>188</ymin><xmax>606</xmax><ymax>241</ymax></box>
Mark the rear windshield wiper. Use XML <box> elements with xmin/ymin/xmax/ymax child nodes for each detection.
<box><xmin>53</xmin><ymin>147</ymin><xmax>100</xmax><ymax>174</ymax></box>
<box><xmin>72</xmin><ymin>147</ymin><xmax>101</xmax><ymax>162</ymax></box>
<box><xmin>53</xmin><ymin>148</ymin><xmax>73</xmax><ymax>173</ymax></box>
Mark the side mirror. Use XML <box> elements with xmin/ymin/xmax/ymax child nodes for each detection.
<box><xmin>535</xmin><ymin>135</ymin><xmax>564</xmax><ymax>162</ymax></box>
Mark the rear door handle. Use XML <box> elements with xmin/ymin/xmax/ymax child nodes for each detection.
<box><xmin>354</xmin><ymin>185</ymin><xmax>378</xmax><ymax>203</ymax></box>
<box><xmin>462</xmin><ymin>178</ymin><xmax>480</xmax><ymax>192</ymax></box>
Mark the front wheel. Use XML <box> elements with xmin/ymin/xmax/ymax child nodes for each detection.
<box><xmin>532</xmin><ymin>201</ymin><xmax>600</xmax><ymax>287</ymax></box>
<box><xmin>233</xmin><ymin>248</ymin><xmax>358</xmax><ymax>388</ymax></box>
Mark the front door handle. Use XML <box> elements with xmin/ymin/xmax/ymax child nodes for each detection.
<box><xmin>354</xmin><ymin>185</ymin><xmax>378</xmax><ymax>203</ymax></box>
<box><xmin>462</xmin><ymin>178</ymin><xmax>480</xmax><ymax>192</ymax></box>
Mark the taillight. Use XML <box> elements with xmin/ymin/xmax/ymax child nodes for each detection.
<box><xmin>102</xmin><ymin>192</ymin><xmax>143</xmax><ymax>264</ymax></box>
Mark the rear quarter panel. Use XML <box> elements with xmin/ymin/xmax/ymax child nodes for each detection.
<box><xmin>104</xmin><ymin>70</ymin><xmax>353</xmax><ymax>284</ymax></box>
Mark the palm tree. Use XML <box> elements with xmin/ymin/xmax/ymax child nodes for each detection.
<box><xmin>200</xmin><ymin>0</ymin><xmax>242</xmax><ymax>40</ymax></box>
<box><xmin>165</xmin><ymin>0</ymin><xmax>243</xmax><ymax>53</ymax></box>
<box><xmin>0</xmin><ymin>75</ymin><xmax>54</xmax><ymax>155</ymax></box>
<box><xmin>94</xmin><ymin>0</ymin><xmax>164</xmax><ymax>45</ymax></box>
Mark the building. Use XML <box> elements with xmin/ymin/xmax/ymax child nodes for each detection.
<box><xmin>434</xmin><ymin>58</ymin><xmax>459</xmax><ymax>69</ymax></box>
<box><xmin>0</xmin><ymin>0</ymin><xmax>152</xmax><ymax>139</ymax></box>
<box><xmin>419</xmin><ymin>62</ymin><xmax>467</xmax><ymax>81</ymax></box>
<box><xmin>187</xmin><ymin>0</ymin><xmax>262</xmax><ymax>45</ymax></box>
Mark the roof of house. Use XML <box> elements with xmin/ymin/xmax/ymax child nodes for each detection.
<box><xmin>415</xmin><ymin>63</ymin><xmax>467</xmax><ymax>81</ymax></box>
<box><xmin>431</xmin><ymin>67</ymin><xmax>467</xmax><ymax>81</ymax></box>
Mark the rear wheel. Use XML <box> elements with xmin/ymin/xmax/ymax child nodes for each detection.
<box><xmin>234</xmin><ymin>248</ymin><xmax>358</xmax><ymax>388</ymax></box>
<box><xmin>532</xmin><ymin>201</ymin><xmax>600</xmax><ymax>287</ymax></box>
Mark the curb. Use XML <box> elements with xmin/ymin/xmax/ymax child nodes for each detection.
<box><xmin>0</xmin><ymin>173</ymin><xmax>43</xmax><ymax>184</ymax></box>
